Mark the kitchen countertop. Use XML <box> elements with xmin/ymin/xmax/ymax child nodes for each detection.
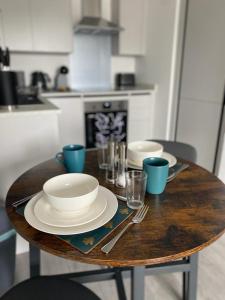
<box><xmin>41</xmin><ymin>84</ymin><xmax>156</xmax><ymax>98</ymax></box>
<box><xmin>0</xmin><ymin>97</ymin><xmax>60</xmax><ymax>117</ymax></box>
<box><xmin>0</xmin><ymin>85</ymin><xmax>156</xmax><ymax>116</ymax></box>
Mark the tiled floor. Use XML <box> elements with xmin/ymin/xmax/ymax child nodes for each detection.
<box><xmin>15</xmin><ymin>233</ymin><xmax>225</xmax><ymax>299</ymax></box>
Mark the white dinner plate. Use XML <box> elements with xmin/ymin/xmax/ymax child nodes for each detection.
<box><xmin>24</xmin><ymin>186</ymin><xmax>118</xmax><ymax>235</ymax></box>
<box><xmin>34</xmin><ymin>192</ymin><xmax>107</xmax><ymax>227</ymax></box>
<box><xmin>128</xmin><ymin>152</ymin><xmax>177</xmax><ymax>169</ymax></box>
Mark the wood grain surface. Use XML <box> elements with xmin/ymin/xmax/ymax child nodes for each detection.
<box><xmin>5</xmin><ymin>150</ymin><xmax>225</xmax><ymax>267</ymax></box>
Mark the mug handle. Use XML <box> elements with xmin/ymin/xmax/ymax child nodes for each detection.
<box><xmin>55</xmin><ymin>152</ymin><xmax>64</xmax><ymax>164</ymax></box>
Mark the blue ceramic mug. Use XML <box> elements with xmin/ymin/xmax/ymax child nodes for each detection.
<box><xmin>143</xmin><ymin>157</ymin><xmax>169</xmax><ymax>194</ymax></box>
<box><xmin>56</xmin><ymin>144</ymin><xmax>86</xmax><ymax>173</ymax></box>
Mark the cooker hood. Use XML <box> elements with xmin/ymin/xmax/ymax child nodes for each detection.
<box><xmin>74</xmin><ymin>0</ymin><xmax>123</xmax><ymax>35</ymax></box>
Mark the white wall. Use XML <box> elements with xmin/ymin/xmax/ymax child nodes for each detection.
<box><xmin>11</xmin><ymin>52</ymin><xmax>69</xmax><ymax>87</ymax></box>
<box><xmin>111</xmin><ymin>56</ymin><xmax>136</xmax><ymax>87</ymax></box>
<box><xmin>136</xmin><ymin>0</ymin><xmax>179</xmax><ymax>139</ymax></box>
<box><xmin>11</xmin><ymin>51</ymin><xmax>136</xmax><ymax>90</ymax></box>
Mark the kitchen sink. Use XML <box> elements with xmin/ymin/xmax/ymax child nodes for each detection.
<box><xmin>17</xmin><ymin>93</ymin><xmax>43</xmax><ymax>105</ymax></box>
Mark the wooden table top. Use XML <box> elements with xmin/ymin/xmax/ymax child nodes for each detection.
<box><xmin>5</xmin><ymin>150</ymin><xmax>225</xmax><ymax>267</ymax></box>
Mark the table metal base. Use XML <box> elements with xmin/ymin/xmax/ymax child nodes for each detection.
<box><xmin>29</xmin><ymin>244</ymin><xmax>198</xmax><ymax>300</ymax></box>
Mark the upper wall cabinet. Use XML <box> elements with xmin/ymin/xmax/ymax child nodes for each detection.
<box><xmin>0</xmin><ymin>0</ymin><xmax>73</xmax><ymax>53</ymax></box>
<box><xmin>112</xmin><ymin>0</ymin><xmax>147</xmax><ymax>56</ymax></box>
<box><xmin>0</xmin><ymin>0</ymin><xmax>32</xmax><ymax>51</ymax></box>
<box><xmin>31</xmin><ymin>0</ymin><xmax>73</xmax><ymax>53</ymax></box>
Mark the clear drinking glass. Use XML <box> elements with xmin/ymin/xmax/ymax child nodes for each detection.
<box><xmin>97</xmin><ymin>145</ymin><xmax>108</xmax><ymax>169</ymax></box>
<box><xmin>115</xmin><ymin>142</ymin><xmax>127</xmax><ymax>188</ymax></box>
<box><xmin>126</xmin><ymin>171</ymin><xmax>147</xmax><ymax>209</ymax></box>
<box><xmin>106</xmin><ymin>140</ymin><xmax>117</xmax><ymax>184</ymax></box>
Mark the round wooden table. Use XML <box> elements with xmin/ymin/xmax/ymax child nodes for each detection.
<box><xmin>5</xmin><ymin>150</ymin><xmax>225</xmax><ymax>300</ymax></box>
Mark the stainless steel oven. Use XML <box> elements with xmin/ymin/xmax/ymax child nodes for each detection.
<box><xmin>84</xmin><ymin>100</ymin><xmax>128</xmax><ymax>148</ymax></box>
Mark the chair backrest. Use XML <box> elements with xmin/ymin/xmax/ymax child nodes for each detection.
<box><xmin>0</xmin><ymin>276</ymin><xmax>101</xmax><ymax>300</ymax></box>
<box><xmin>151</xmin><ymin>140</ymin><xmax>197</xmax><ymax>163</ymax></box>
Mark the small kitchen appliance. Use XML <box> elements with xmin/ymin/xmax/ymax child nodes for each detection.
<box><xmin>54</xmin><ymin>66</ymin><xmax>70</xmax><ymax>91</ymax></box>
<box><xmin>84</xmin><ymin>100</ymin><xmax>128</xmax><ymax>148</ymax></box>
<box><xmin>115</xmin><ymin>73</ymin><xmax>135</xmax><ymax>89</ymax></box>
<box><xmin>0</xmin><ymin>47</ymin><xmax>18</xmax><ymax>108</ymax></box>
<box><xmin>31</xmin><ymin>72</ymin><xmax>50</xmax><ymax>92</ymax></box>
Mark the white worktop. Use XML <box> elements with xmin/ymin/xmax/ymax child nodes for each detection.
<box><xmin>0</xmin><ymin>97</ymin><xmax>60</xmax><ymax>117</ymax></box>
<box><xmin>41</xmin><ymin>85</ymin><xmax>155</xmax><ymax>98</ymax></box>
<box><xmin>0</xmin><ymin>85</ymin><xmax>156</xmax><ymax>116</ymax></box>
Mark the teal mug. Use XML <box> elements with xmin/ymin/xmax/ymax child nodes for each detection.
<box><xmin>56</xmin><ymin>144</ymin><xmax>86</xmax><ymax>173</ymax></box>
<box><xmin>143</xmin><ymin>157</ymin><xmax>169</xmax><ymax>194</ymax></box>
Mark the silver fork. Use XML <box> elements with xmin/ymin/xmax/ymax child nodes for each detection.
<box><xmin>101</xmin><ymin>205</ymin><xmax>149</xmax><ymax>254</ymax></box>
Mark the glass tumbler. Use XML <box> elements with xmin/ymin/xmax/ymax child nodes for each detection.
<box><xmin>126</xmin><ymin>171</ymin><xmax>147</xmax><ymax>210</ymax></box>
<box><xmin>97</xmin><ymin>145</ymin><xmax>108</xmax><ymax>169</ymax></box>
<box><xmin>115</xmin><ymin>142</ymin><xmax>127</xmax><ymax>188</ymax></box>
<box><xmin>106</xmin><ymin>140</ymin><xmax>117</xmax><ymax>184</ymax></box>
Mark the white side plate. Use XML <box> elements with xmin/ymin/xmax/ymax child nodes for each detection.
<box><xmin>24</xmin><ymin>186</ymin><xmax>118</xmax><ymax>235</ymax></box>
<box><xmin>128</xmin><ymin>152</ymin><xmax>177</xmax><ymax>169</ymax></box>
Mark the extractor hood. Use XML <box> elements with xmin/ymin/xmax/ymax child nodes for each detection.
<box><xmin>74</xmin><ymin>0</ymin><xmax>123</xmax><ymax>35</ymax></box>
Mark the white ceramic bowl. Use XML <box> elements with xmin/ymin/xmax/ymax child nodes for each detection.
<box><xmin>127</xmin><ymin>141</ymin><xmax>163</xmax><ymax>165</ymax></box>
<box><xmin>43</xmin><ymin>174</ymin><xmax>99</xmax><ymax>212</ymax></box>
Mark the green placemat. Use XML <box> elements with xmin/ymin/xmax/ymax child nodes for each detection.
<box><xmin>16</xmin><ymin>202</ymin><xmax>133</xmax><ymax>254</ymax></box>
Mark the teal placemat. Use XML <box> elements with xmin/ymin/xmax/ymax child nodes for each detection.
<box><xmin>58</xmin><ymin>203</ymin><xmax>133</xmax><ymax>253</ymax></box>
<box><xmin>16</xmin><ymin>202</ymin><xmax>133</xmax><ymax>254</ymax></box>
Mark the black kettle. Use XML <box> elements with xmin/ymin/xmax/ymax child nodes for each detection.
<box><xmin>31</xmin><ymin>72</ymin><xmax>50</xmax><ymax>91</ymax></box>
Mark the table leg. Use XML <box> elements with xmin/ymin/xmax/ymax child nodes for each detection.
<box><xmin>115</xmin><ymin>268</ymin><xmax>127</xmax><ymax>300</ymax></box>
<box><xmin>183</xmin><ymin>253</ymin><xmax>198</xmax><ymax>300</ymax></box>
<box><xmin>131</xmin><ymin>266</ymin><xmax>145</xmax><ymax>300</ymax></box>
<box><xmin>29</xmin><ymin>243</ymin><xmax>41</xmax><ymax>277</ymax></box>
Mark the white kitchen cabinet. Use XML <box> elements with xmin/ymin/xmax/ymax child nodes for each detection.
<box><xmin>0</xmin><ymin>0</ymin><xmax>72</xmax><ymax>53</ymax></box>
<box><xmin>112</xmin><ymin>0</ymin><xmax>147</xmax><ymax>56</ymax></box>
<box><xmin>180</xmin><ymin>0</ymin><xmax>225</xmax><ymax>103</ymax></box>
<box><xmin>128</xmin><ymin>93</ymin><xmax>154</xmax><ymax>142</ymax></box>
<box><xmin>0</xmin><ymin>110</ymin><xmax>59</xmax><ymax>255</ymax></box>
<box><xmin>176</xmin><ymin>98</ymin><xmax>221</xmax><ymax>171</ymax></box>
<box><xmin>0</xmin><ymin>0</ymin><xmax>32</xmax><ymax>51</ymax></box>
<box><xmin>46</xmin><ymin>91</ymin><xmax>155</xmax><ymax>148</ymax></box>
<box><xmin>48</xmin><ymin>97</ymin><xmax>84</xmax><ymax>148</ymax></box>
<box><xmin>176</xmin><ymin>0</ymin><xmax>225</xmax><ymax>172</ymax></box>
<box><xmin>30</xmin><ymin>0</ymin><xmax>73</xmax><ymax>53</ymax></box>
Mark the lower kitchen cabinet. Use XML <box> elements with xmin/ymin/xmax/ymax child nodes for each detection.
<box><xmin>48</xmin><ymin>97</ymin><xmax>85</xmax><ymax>147</ymax></box>
<box><xmin>0</xmin><ymin>112</ymin><xmax>59</xmax><ymax>201</ymax></box>
<box><xmin>128</xmin><ymin>93</ymin><xmax>154</xmax><ymax>142</ymax></box>
<box><xmin>47</xmin><ymin>91</ymin><xmax>155</xmax><ymax>148</ymax></box>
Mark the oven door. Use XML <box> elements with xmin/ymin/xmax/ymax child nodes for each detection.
<box><xmin>85</xmin><ymin>100</ymin><xmax>128</xmax><ymax>149</ymax></box>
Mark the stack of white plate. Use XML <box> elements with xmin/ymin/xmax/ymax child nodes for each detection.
<box><xmin>127</xmin><ymin>141</ymin><xmax>177</xmax><ymax>169</ymax></box>
<box><xmin>24</xmin><ymin>173</ymin><xmax>118</xmax><ymax>235</ymax></box>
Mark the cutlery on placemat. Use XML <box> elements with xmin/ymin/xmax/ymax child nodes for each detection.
<box><xmin>12</xmin><ymin>192</ymin><xmax>40</xmax><ymax>208</ymax></box>
<box><xmin>101</xmin><ymin>204</ymin><xmax>149</xmax><ymax>254</ymax></box>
